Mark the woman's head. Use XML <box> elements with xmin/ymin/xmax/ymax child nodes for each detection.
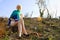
<box><xmin>16</xmin><ymin>5</ymin><xmax>21</xmax><ymax>10</ymax></box>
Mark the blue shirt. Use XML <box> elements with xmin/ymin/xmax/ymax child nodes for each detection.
<box><xmin>10</xmin><ymin>10</ymin><xmax>21</xmax><ymax>21</ymax></box>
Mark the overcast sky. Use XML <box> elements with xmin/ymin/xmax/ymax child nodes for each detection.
<box><xmin>0</xmin><ymin>0</ymin><xmax>60</xmax><ymax>18</ymax></box>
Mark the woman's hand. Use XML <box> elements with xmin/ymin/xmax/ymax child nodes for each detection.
<box><xmin>20</xmin><ymin>14</ymin><xmax>23</xmax><ymax>19</ymax></box>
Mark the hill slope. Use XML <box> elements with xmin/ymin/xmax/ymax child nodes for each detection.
<box><xmin>0</xmin><ymin>17</ymin><xmax>60</xmax><ymax>40</ymax></box>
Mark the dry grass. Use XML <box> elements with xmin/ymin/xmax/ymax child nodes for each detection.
<box><xmin>0</xmin><ymin>17</ymin><xmax>60</xmax><ymax>40</ymax></box>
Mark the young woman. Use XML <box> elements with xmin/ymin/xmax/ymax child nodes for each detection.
<box><xmin>8</xmin><ymin>5</ymin><xmax>29</xmax><ymax>37</ymax></box>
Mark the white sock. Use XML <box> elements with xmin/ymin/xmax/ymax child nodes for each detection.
<box><xmin>19</xmin><ymin>33</ymin><xmax>21</xmax><ymax>37</ymax></box>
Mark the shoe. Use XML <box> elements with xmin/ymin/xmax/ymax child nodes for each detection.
<box><xmin>16</xmin><ymin>35</ymin><xmax>22</xmax><ymax>39</ymax></box>
<box><xmin>15</xmin><ymin>34</ymin><xmax>22</xmax><ymax>39</ymax></box>
<box><xmin>23</xmin><ymin>34</ymin><xmax>29</xmax><ymax>37</ymax></box>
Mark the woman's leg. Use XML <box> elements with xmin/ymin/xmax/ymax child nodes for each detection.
<box><xmin>18</xmin><ymin>20</ymin><xmax>22</xmax><ymax>37</ymax></box>
<box><xmin>22</xmin><ymin>19</ymin><xmax>28</xmax><ymax>35</ymax></box>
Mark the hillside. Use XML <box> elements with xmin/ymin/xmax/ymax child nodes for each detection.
<box><xmin>0</xmin><ymin>17</ymin><xmax>60</xmax><ymax>40</ymax></box>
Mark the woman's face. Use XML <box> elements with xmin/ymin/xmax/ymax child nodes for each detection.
<box><xmin>16</xmin><ymin>5</ymin><xmax>21</xmax><ymax>10</ymax></box>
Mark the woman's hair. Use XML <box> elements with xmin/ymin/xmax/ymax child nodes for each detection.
<box><xmin>16</xmin><ymin>5</ymin><xmax>21</xmax><ymax>10</ymax></box>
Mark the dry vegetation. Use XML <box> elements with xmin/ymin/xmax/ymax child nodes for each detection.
<box><xmin>0</xmin><ymin>17</ymin><xmax>60</xmax><ymax>40</ymax></box>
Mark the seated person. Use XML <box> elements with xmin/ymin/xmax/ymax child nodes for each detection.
<box><xmin>8</xmin><ymin>5</ymin><xmax>29</xmax><ymax>37</ymax></box>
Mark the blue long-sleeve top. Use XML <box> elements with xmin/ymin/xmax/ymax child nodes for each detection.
<box><xmin>10</xmin><ymin>10</ymin><xmax>21</xmax><ymax>21</ymax></box>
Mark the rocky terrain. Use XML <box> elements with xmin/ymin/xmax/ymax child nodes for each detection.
<box><xmin>0</xmin><ymin>17</ymin><xmax>60</xmax><ymax>40</ymax></box>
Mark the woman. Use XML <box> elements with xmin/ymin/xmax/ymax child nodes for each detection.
<box><xmin>8</xmin><ymin>5</ymin><xmax>29</xmax><ymax>37</ymax></box>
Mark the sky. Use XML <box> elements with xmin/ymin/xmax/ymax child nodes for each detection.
<box><xmin>47</xmin><ymin>0</ymin><xmax>60</xmax><ymax>18</ymax></box>
<box><xmin>0</xmin><ymin>0</ymin><xmax>60</xmax><ymax>18</ymax></box>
